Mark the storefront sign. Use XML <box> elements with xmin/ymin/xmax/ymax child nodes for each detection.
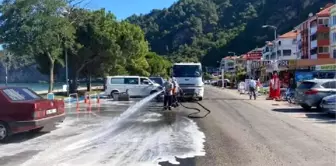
<box><xmin>315</xmin><ymin>64</ymin><xmax>336</xmax><ymax>71</ymax></box>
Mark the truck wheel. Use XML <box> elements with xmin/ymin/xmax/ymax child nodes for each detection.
<box><xmin>199</xmin><ymin>97</ymin><xmax>203</xmax><ymax>101</ymax></box>
<box><xmin>0</xmin><ymin>122</ymin><xmax>10</xmax><ymax>143</ymax></box>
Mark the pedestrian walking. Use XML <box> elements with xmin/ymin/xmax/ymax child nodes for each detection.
<box><xmin>163</xmin><ymin>78</ymin><xmax>174</xmax><ymax>110</ymax></box>
<box><xmin>249</xmin><ymin>77</ymin><xmax>257</xmax><ymax>100</ymax></box>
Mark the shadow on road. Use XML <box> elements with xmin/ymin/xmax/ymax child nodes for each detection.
<box><xmin>159</xmin><ymin>157</ymin><xmax>196</xmax><ymax>166</ymax></box>
<box><xmin>272</xmin><ymin>108</ymin><xmax>336</xmax><ymax>124</ymax></box>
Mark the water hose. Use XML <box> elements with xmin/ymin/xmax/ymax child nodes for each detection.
<box><xmin>176</xmin><ymin>89</ymin><xmax>211</xmax><ymax>119</ymax></box>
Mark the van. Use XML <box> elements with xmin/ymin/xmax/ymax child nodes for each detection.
<box><xmin>104</xmin><ymin>76</ymin><xmax>162</xmax><ymax>98</ymax></box>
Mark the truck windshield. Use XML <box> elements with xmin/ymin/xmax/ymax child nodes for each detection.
<box><xmin>173</xmin><ymin>65</ymin><xmax>202</xmax><ymax>77</ymax></box>
<box><xmin>2</xmin><ymin>87</ymin><xmax>42</xmax><ymax>101</ymax></box>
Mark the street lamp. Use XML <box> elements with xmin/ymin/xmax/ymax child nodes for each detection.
<box><xmin>262</xmin><ymin>25</ymin><xmax>278</xmax><ymax>60</ymax></box>
<box><xmin>228</xmin><ymin>51</ymin><xmax>237</xmax><ymax>88</ymax></box>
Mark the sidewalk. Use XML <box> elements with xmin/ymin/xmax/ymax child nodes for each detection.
<box><xmin>214</xmin><ymin>86</ymin><xmax>297</xmax><ymax>108</ymax></box>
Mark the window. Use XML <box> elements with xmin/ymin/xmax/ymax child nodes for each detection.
<box><xmin>333</xmin><ymin>32</ymin><xmax>336</xmax><ymax>43</ymax></box>
<box><xmin>318</xmin><ymin>18</ymin><xmax>329</xmax><ymax>26</ymax></box>
<box><xmin>173</xmin><ymin>65</ymin><xmax>202</xmax><ymax>77</ymax></box>
<box><xmin>310</xmin><ymin>34</ymin><xmax>317</xmax><ymax>41</ymax></box>
<box><xmin>110</xmin><ymin>78</ymin><xmax>124</xmax><ymax>84</ymax></box>
<box><xmin>140</xmin><ymin>78</ymin><xmax>151</xmax><ymax>85</ymax></box>
<box><xmin>317</xmin><ymin>32</ymin><xmax>329</xmax><ymax>40</ymax></box>
<box><xmin>283</xmin><ymin>49</ymin><xmax>292</xmax><ymax>56</ymax></box>
<box><xmin>329</xmin><ymin>81</ymin><xmax>336</xmax><ymax>89</ymax></box>
<box><xmin>124</xmin><ymin>78</ymin><xmax>139</xmax><ymax>84</ymax></box>
<box><xmin>2</xmin><ymin>87</ymin><xmax>42</xmax><ymax>101</ymax></box>
<box><xmin>333</xmin><ymin>49</ymin><xmax>336</xmax><ymax>58</ymax></box>
<box><xmin>310</xmin><ymin>48</ymin><xmax>317</xmax><ymax>55</ymax></box>
<box><xmin>297</xmin><ymin>81</ymin><xmax>316</xmax><ymax>89</ymax></box>
<box><xmin>333</xmin><ymin>16</ymin><xmax>336</xmax><ymax>26</ymax></box>
<box><xmin>318</xmin><ymin>46</ymin><xmax>329</xmax><ymax>53</ymax></box>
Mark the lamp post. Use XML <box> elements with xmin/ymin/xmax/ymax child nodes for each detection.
<box><xmin>262</xmin><ymin>25</ymin><xmax>278</xmax><ymax>60</ymax></box>
<box><xmin>5</xmin><ymin>53</ymin><xmax>9</xmax><ymax>86</ymax></box>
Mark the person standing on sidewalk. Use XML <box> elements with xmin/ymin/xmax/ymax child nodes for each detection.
<box><xmin>249</xmin><ymin>77</ymin><xmax>257</xmax><ymax>100</ymax></box>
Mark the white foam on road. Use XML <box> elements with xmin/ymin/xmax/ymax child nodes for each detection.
<box><xmin>19</xmin><ymin>92</ymin><xmax>206</xmax><ymax>166</ymax></box>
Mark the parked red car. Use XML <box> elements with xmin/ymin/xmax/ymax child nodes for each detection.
<box><xmin>0</xmin><ymin>87</ymin><xmax>65</xmax><ymax>142</ymax></box>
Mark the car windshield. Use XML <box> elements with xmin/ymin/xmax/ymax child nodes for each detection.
<box><xmin>150</xmin><ymin>77</ymin><xmax>164</xmax><ymax>85</ymax></box>
<box><xmin>2</xmin><ymin>87</ymin><xmax>42</xmax><ymax>101</ymax></box>
<box><xmin>173</xmin><ymin>65</ymin><xmax>202</xmax><ymax>77</ymax></box>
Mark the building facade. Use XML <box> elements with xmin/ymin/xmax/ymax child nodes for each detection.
<box><xmin>276</xmin><ymin>30</ymin><xmax>299</xmax><ymax>60</ymax></box>
<box><xmin>330</xmin><ymin>5</ymin><xmax>336</xmax><ymax>58</ymax></box>
<box><xmin>310</xmin><ymin>4</ymin><xmax>333</xmax><ymax>59</ymax></box>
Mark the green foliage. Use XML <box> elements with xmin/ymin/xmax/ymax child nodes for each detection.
<box><xmin>146</xmin><ymin>52</ymin><xmax>172</xmax><ymax>78</ymax></box>
<box><xmin>0</xmin><ymin>0</ymin><xmax>75</xmax><ymax>92</ymax></box>
<box><xmin>128</xmin><ymin>0</ymin><xmax>333</xmax><ymax>66</ymax></box>
<box><xmin>203</xmin><ymin>72</ymin><xmax>213</xmax><ymax>80</ymax></box>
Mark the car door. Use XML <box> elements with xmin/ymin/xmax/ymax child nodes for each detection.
<box><xmin>329</xmin><ymin>80</ymin><xmax>336</xmax><ymax>95</ymax></box>
<box><xmin>139</xmin><ymin>77</ymin><xmax>154</xmax><ymax>97</ymax></box>
<box><xmin>124</xmin><ymin>77</ymin><xmax>140</xmax><ymax>96</ymax></box>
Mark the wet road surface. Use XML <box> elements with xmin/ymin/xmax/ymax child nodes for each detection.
<box><xmin>1</xmin><ymin>87</ymin><xmax>335</xmax><ymax>166</ymax></box>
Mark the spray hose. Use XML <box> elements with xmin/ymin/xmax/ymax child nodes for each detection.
<box><xmin>176</xmin><ymin>89</ymin><xmax>211</xmax><ymax>119</ymax></box>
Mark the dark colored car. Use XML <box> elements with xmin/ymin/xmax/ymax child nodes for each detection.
<box><xmin>149</xmin><ymin>77</ymin><xmax>165</xmax><ymax>86</ymax></box>
<box><xmin>0</xmin><ymin>87</ymin><xmax>65</xmax><ymax>142</ymax></box>
<box><xmin>149</xmin><ymin>77</ymin><xmax>165</xmax><ymax>102</ymax></box>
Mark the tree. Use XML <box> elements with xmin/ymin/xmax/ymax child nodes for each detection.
<box><xmin>146</xmin><ymin>52</ymin><xmax>172</xmax><ymax>78</ymax></box>
<box><xmin>0</xmin><ymin>0</ymin><xmax>75</xmax><ymax>92</ymax></box>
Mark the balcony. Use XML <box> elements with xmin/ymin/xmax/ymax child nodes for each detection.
<box><xmin>310</xmin><ymin>26</ymin><xmax>317</xmax><ymax>35</ymax></box>
<box><xmin>317</xmin><ymin>39</ymin><xmax>329</xmax><ymax>46</ymax></box>
<box><xmin>317</xmin><ymin>25</ymin><xmax>330</xmax><ymax>32</ymax></box>
<box><xmin>310</xmin><ymin>40</ymin><xmax>317</xmax><ymax>49</ymax></box>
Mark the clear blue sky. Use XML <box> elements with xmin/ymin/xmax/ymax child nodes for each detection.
<box><xmin>83</xmin><ymin>0</ymin><xmax>177</xmax><ymax>20</ymax></box>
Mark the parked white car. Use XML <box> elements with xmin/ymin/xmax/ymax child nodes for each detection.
<box><xmin>104</xmin><ymin>76</ymin><xmax>162</xmax><ymax>97</ymax></box>
<box><xmin>320</xmin><ymin>94</ymin><xmax>336</xmax><ymax>114</ymax></box>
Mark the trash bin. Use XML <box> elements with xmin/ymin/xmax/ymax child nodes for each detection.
<box><xmin>47</xmin><ymin>93</ymin><xmax>55</xmax><ymax>100</ymax></box>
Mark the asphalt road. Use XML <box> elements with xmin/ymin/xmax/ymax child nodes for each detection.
<box><xmin>161</xmin><ymin>86</ymin><xmax>336</xmax><ymax>166</ymax></box>
<box><xmin>0</xmin><ymin>87</ymin><xmax>335</xmax><ymax>166</ymax></box>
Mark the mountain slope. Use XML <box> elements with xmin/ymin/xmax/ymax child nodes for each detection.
<box><xmin>127</xmin><ymin>0</ymin><xmax>333</xmax><ymax>66</ymax></box>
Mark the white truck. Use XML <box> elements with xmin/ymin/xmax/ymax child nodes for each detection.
<box><xmin>172</xmin><ymin>62</ymin><xmax>204</xmax><ymax>100</ymax></box>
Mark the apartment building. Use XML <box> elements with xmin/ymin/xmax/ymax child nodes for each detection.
<box><xmin>310</xmin><ymin>4</ymin><xmax>333</xmax><ymax>59</ymax></box>
<box><xmin>276</xmin><ymin>30</ymin><xmax>299</xmax><ymax>60</ymax></box>
<box><xmin>296</xmin><ymin>15</ymin><xmax>316</xmax><ymax>59</ymax></box>
<box><xmin>262</xmin><ymin>41</ymin><xmax>274</xmax><ymax>60</ymax></box>
<box><xmin>330</xmin><ymin>5</ymin><xmax>336</xmax><ymax>58</ymax></box>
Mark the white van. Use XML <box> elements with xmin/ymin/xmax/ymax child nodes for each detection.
<box><xmin>172</xmin><ymin>63</ymin><xmax>204</xmax><ymax>100</ymax></box>
<box><xmin>104</xmin><ymin>76</ymin><xmax>162</xmax><ymax>97</ymax></box>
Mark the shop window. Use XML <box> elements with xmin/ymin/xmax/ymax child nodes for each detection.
<box><xmin>283</xmin><ymin>49</ymin><xmax>292</xmax><ymax>56</ymax></box>
<box><xmin>318</xmin><ymin>47</ymin><xmax>329</xmax><ymax>53</ymax></box>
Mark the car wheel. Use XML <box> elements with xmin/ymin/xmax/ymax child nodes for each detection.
<box><xmin>0</xmin><ymin>122</ymin><xmax>10</xmax><ymax>143</ymax></box>
<box><xmin>300</xmin><ymin>104</ymin><xmax>311</xmax><ymax>111</ymax></box>
<box><xmin>199</xmin><ymin>97</ymin><xmax>203</xmax><ymax>101</ymax></box>
<box><xmin>316</xmin><ymin>100</ymin><xmax>323</xmax><ymax>111</ymax></box>
<box><xmin>30</xmin><ymin>127</ymin><xmax>44</xmax><ymax>133</ymax></box>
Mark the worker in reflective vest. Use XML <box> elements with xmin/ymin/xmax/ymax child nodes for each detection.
<box><xmin>163</xmin><ymin>78</ymin><xmax>173</xmax><ymax>110</ymax></box>
<box><xmin>172</xmin><ymin>77</ymin><xmax>180</xmax><ymax>107</ymax></box>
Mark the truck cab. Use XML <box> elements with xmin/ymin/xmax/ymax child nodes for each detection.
<box><xmin>172</xmin><ymin>63</ymin><xmax>204</xmax><ymax>100</ymax></box>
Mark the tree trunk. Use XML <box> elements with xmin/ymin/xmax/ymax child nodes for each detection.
<box><xmin>87</xmin><ymin>73</ymin><xmax>91</xmax><ymax>92</ymax></box>
<box><xmin>49</xmin><ymin>61</ymin><xmax>55</xmax><ymax>93</ymax></box>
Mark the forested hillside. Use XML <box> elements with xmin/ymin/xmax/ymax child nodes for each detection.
<box><xmin>127</xmin><ymin>0</ymin><xmax>333</xmax><ymax>66</ymax></box>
